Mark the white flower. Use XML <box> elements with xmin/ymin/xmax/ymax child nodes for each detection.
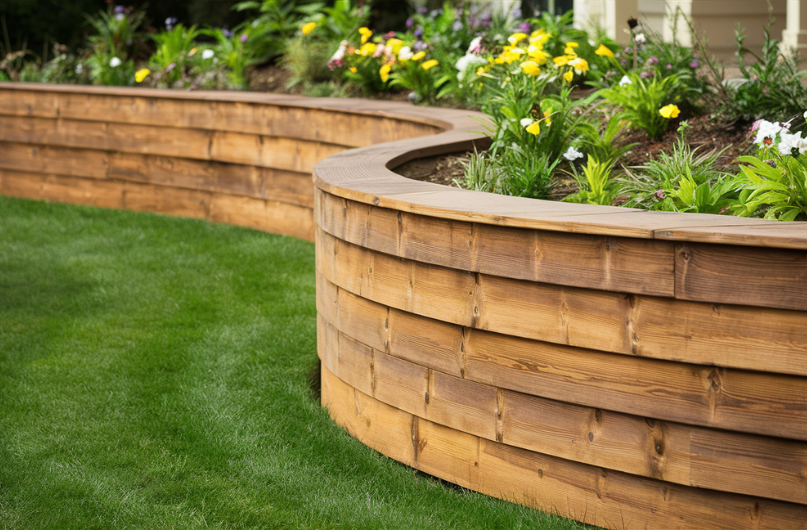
<box><xmin>754</xmin><ymin>120</ymin><xmax>785</xmax><ymax>145</ymax></box>
<box><xmin>75</xmin><ymin>64</ymin><xmax>83</xmax><ymax>74</ymax></box>
<box><xmin>778</xmin><ymin>131</ymin><xmax>807</xmax><ymax>155</ymax></box>
<box><xmin>803</xmin><ymin>110</ymin><xmax>807</xmax><ymax>120</ymax></box>
<box><xmin>115</xmin><ymin>13</ymin><xmax>125</xmax><ymax>22</ymax></box>
<box><xmin>398</xmin><ymin>46</ymin><xmax>413</xmax><ymax>61</ymax></box>
<box><xmin>329</xmin><ymin>41</ymin><xmax>348</xmax><ymax>62</ymax></box>
<box><xmin>455</xmin><ymin>53</ymin><xmax>486</xmax><ymax>80</ymax></box>
<box><xmin>520</xmin><ymin>118</ymin><xmax>533</xmax><ymax>127</ymax></box>
<box><xmin>467</xmin><ymin>36</ymin><xmax>483</xmax><ymax>54</ymax></box>
<box><xmin>109</xmin><ymin>57</ymin><xmax>122</xmax><ymax>68</ymax></box>
<box><xmin>201</xmin><ymin>49</ymin><xmax>214</xmax><ymax>60</ymax></box>
<box><xmin>618</xmin><ymin>75</ymin><xmax>632</xmax><ymax>87</ymax></box>
<box><xmin>634</xmin><ymin>33</ymin><xmax>646</xmax><ymax>44</ymax></box>
<box><xmin>563</xmin><ymin>146</ymin><xmax>584</xmax><ymax>161</ymax></box>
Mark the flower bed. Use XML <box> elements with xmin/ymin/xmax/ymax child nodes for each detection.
<box><xmin>4</xmin><ymin>83</ymin><xmax>807</xmax><ymax>529</ymax></box>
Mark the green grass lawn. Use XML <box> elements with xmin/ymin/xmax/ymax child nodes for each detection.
<box><xmin>0</xmin><ymin>196</ymin><xmax>586</xmax><ymax>530</ymax></box>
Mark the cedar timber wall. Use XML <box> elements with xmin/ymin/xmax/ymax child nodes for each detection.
<box><xmin>3</xmin><ymin>84</ymin><xmax>807</xmax><ymax>529</ymax></box>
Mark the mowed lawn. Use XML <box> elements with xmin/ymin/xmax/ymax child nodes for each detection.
<box><xmin>0</xmin><ymin>196</ymin><xmax>585</xmax><ymax>529</ymax></box>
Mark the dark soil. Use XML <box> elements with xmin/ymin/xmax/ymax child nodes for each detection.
<box><xmin>393</xmin><ymin>113</ymin><xmax>756</xmax><ymax>200</ymax></box>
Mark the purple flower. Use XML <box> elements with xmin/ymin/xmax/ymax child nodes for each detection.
<box><xmin>165</xmin><ymin>17</ymin><xmax>177</xmax><ymax>30</ymax></box>
<box><xmin>690</xmin><ymin>59</ymin><xmax>699</xmax><ymax>68</ymax></box>
<box><xmin>452</xmin><ymin>20</ymin><xmax>464</xmax><ymax>32</ymax></box>
<box><xmin>414</xmin><ymin>28</ymin><xmax>423</xmax><ymax>37</ymax></box>
<box><xmin>165</xmin><ymin>62</ymin><xmax>176</xmax><ymax>73</ymax></box>
<box><xmin>656</xmin><ymin>190</ymin><xmax>666</xmax><ymax>199</ymax></box>
<box><xmin>417</xmin><ymin>7</ymin><xmax>428</xmax><ymax>14</ymax></box>
<box><xmin>240</xmin><ymin>33</ymin><xmax>248</xmax><ymax>43</ymax></box>
<box><xmin>519</xmin><ymin>21</ymin><xmax>530</xmax><ymax>33</ymax></box>
<box><xmin>223</xmin><ymin>28</ymin><xmax>233</xmax><ymax>38</ymax></box>
<box><xmin>114</xmin><ymin>5</ymin><xmax>125</xmax><ymax>13</ymax></box>
<box><xmin>406</xmin><ymin>18</ymin><xmax>413</xmax><ymax>28</ymax></box>
<box><xmin>640</xmin><ymin>70</ymin><xmax>653</xmax><ymax>78</ymax></box>
<box><xmin>620</xmin><ymin>59</ymin><xmax>628</xmax><ymax>67</ymax></box>
<box><xmin>646</xmin><ymin>56</ymin><xmax>658</xmax><ymax>65</ymax></box>
<box><xmin>666</xmin><ymin>63</ymin><xmax>673</xmax><ymax>69</ymax></box>
<box><xmin>480</xmin><ymin>15</ymin><xmax>491</xmax><ymax>27</ymax></box>
<box><xmin>413</xmin><ymin>39</ymin><xmax>428</xmax><ymax>52</ymax></box>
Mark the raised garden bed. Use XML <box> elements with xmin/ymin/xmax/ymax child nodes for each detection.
<box><xmin>2</xmin><ymin>83</ymin><xmax>807</xmax><ymax>529</ymax></box>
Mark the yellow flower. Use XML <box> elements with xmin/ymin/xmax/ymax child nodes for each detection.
<box><xmin>569</xmin><ymin>57</ymin><xmax>589</xmax><ymax>73</ymax></box>
<box><xmin>411</xmin><ymin>51</ymin><xmax>426</xmax><ymax>61</ymax></box>
<box><xmin>659</xmin><ymin>104</ymin><xmax>681</xmax><ymax>119</ymax></box>
<box><xmin>188</xmin><ymin>47</ymin><xmax>198</xmax><ymax>57</ymax></box>
<box><xmin>564</xmin><ymin>47</ymin><xmax>578</xmax><ymax>56</ymax></box>
<box><xmin>508</xmin><ymin>32</ymin><xmax>528</xmax><ymax>45</ymax></box>
<box><xmin>595</xmin><ymin>44</ymin><xmax>614</xmax><ymax>58</ymax></box>
<box><xmin>135</xmin><ymin>68</ymin><xmax>150</xmax><ymax>83</ymax></box>
<box><xmin>358</xmin><ymin>42</ymin><xmax>376</xmax><ymax>56</ymax></box>
<box><xmin>553</xmin><ymin>55</ymin><xmax>573</xmax><ymax>67</ymax></box>
<box><xmin>563</xmin><ymin>70</ymin><xmax>574</xmax><ymax>83</ymax></box>
<box><xmin>519</xmin><ymin>61</ymin><xmax>541</xmax><ymax>76</ymax></box>
<box><xmin>359</xmin><ymin>27</ymin><xmax>372</xmax><ymax>44</ymax></box>
<box><xmin>565</xmin><ymin>42</ymin><xmax>579</xmax><ymax>48</ymax></box>
<box><xmin>528</xmin><ymin>47</ymin><xmax>551</xmax><ymax>65</ymax></box>
<box><xmin>475</xmin><ymin>66</ymin><xmax>487</xmax><ymax>76</ymax></box>
<box><xmin>525</xmin><ymin>121</ymin><xmax>541</xmax><ymax>135</ymax></box>
<box><xmin>302</xmin><ymin>22</ymin><xmax>317</xmax><ymax>35</ymax></box>
<box><xmin>380</xmin><ymin>63</ymin><xmax>391</xmax><ymax>82</ymax></box>
<box><xmin>421</xmin><ymin>59</ymin><xmax>438</xmax><ymax>71</ymax></box>
<box><xmin>349</xmin><ymin>66</ymin><xmax>357</xmax><ymax>73</ymax></box>
<box><xmin>529</xmin><ymin>32</ymin><xmax>550</xmax><ymax>47</ymax></box>
<box><xmin>543</xmin><ymin>111</ymin><xmax>552</xmax><ymax>126</ymax></box>
<box><xmin>385</xmin><ymin>38</ymin><xmax>404</xmax><ymax>54</ymax></box>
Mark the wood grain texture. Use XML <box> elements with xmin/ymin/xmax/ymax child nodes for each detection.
<box><xmin>0</xmin><ymin>171</ymin><xmax>314</xmax><ymax>241</ymax></box>
<box><xmin>321</xmin><ymin>311</ymin><xmax>807</xmax><ymax>504</ymax></box>
<box><xmin>317</xmin><ymin>228</ymin><xmax>807</xmax><ymax>376</ymax></box>
<box><xmin>322</xmin><ymin>366</ymin><xmax>807</xmax><ymax>529</ymax></box>
<box><xmin>315</xmin><ymin>190</ymin><xmax>676</xmax><ymax>296</ymax></box>
<box><xmin>0</xmin><ymin>115</ymin><xmax>343</xmax><ymax>173</ymax></box>
<box><xmin>676</xmin><ymin>242</ymin><xmax>807</xmax><ymax>311</ymax></box>
<box><xmin>0</xmin><ymin>87</ymin><xmax>443</xmax><ymax>147</ymax></box>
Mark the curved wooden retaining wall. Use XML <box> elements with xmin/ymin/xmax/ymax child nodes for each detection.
<box><xmin>4</xmin><ymin>84</ymin><xmax>807</xmax><ymax>529</ymax></box>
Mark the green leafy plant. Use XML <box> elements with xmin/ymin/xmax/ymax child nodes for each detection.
<box><xmin>620</xmin><ymin>122</ymin><xmax>732</xmax><ymax>209</ymax></box>
<box><xmin>232</xmin><ymin>0</ymin><xmax>325</xmax><ymax>62</ymax></box>
<box><xmin>458</xmin><ymin>147</ymin><xmax>557</xmax><ymax>200</ymax></box>
<box><xmin>148</xmin><ymin>23</ymin><xmax>207</xmax><ymax>88</ymax></box>
<box><xmin>562</xmin><ymin>156</ymin><xmax>619</xmax><ymax>205</ymax></box>
<box><xmin>730</xmin><ymin>154</ymin><xmax>807</xmax><ymax>221</ymax></box>
<box><xmin>718</xmin><ymin>20</ymin><xmax>807</xmax><ymax>123</ymax></box>
<box><xmin>389</xmin><ymin>55</ymin><xmax>445</xmax><ymax>103</ymax></box>
<box><xmin>577</xmin><ymin>110</ymin><xmax>637</xmax><ymax>168</ymax></box>
<box><xmin>599</xmin><ymin>72</ymin><xmax>681</xmax><ymax>140</ymax></box>
<box><xmin>84</xmin><ymin>5</ymin><xmax>145</xmax><ymax>86</ymax></box>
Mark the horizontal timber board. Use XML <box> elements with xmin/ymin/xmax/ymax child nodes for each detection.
<box><xmin>0</xmin><ymin>141</ymin><xmax>313</xmax><ymax>207</ymax></box>
<box><xmin>322</xmin><ymin>366</ymin><xmax>807</xmax><ymax>529</ymax></box>
<box><xmin>315</xmin><ymin>190</ymin><xmax>676</xmax><ymax>297</ymax></box>
<box><xmin>316</xmin><ymin>273</ymin><xmax>807</xmax><ymax>441</ymax></box>
<box><xmin>316</xmin><ymin>228</ymin><xmax>807</xmax><ymax>376</ymax></box>
<box><xmin>0</xmin><ymin>115</ymin><xmax>344</xmax><ymax>173</ymax></box>
<box><xmin>0</xmin><ymin>86</ymin><xmax>445</xmax><ymax>146</ymax></box>
<box><xmin>676</xmin><ymin>242</ymin><xmax>807</xmax><ymax>311</ymax></box>
<box><xmin>318</xmin><ymin>315</ymin><xmax>807</xmax><ymax>504</ymax></box>
<box><xmin>0</xmin><ymin>170</ymin><xmax>314</xmax><ymax>241</ymax></box>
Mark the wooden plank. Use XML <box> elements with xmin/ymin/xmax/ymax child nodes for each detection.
<box><xmin>0</xmin><ymin>115</ymin><xmax>344</xmax><ymax>173</ymax></box>
<box><xmin>676</xmin><ymin>242</ymin><xmax>807</xmax><ymax>311</ymax></box>
<box><xmin>479</xmin><ymin>438</ymin><xmax>807</xmax><ymax>529</ymax></box>
<box><xmin>110</xmin><ymin>152</ymin><xmax>313</xmax><ymax>207</ymax></box>
<box><xmin>464</xmin><ymin>328</ymin><xmax>807</xmax><ymax>441</ymax></box>
<box><xmin>319</xmin><ymin>230</ymin><xmax>807</xmax><ymax>377</ymax></box>
<box><xmin>324</xmin><ymin>297</ymin><xmax>807</xmax><ymax>503</ymax></box>
<box><xmin>0</xmin><ymin>89</ymin><xmax>441</xmax><ymax>147</ymax></box>
<box><xmin>315</xmin><ymin>191</ymin><xmax>676</xmax><ymax>296</ymax></box>
<box><xmin>0</xmin><ymin>171</ymin><xmax>123</xmax><ymax>209</ymax></box>
<box><xmin>321</xmin><ymin>364</ymin><xmax>416</xmax><ymax>467</ymax></box>
<box><xmin>121</xmin><ymin>180</ymin><xmax>211</xmax><ymax>220</ymax></box>
<box><xmin>690</xmin><ymin>429</ymin><xmax>807</xmax><ymax>505</ymax></box>
<box><xmin>207</xmin><ymin>193</ymin><xmax>314</xmax><ymax>242</ymax></box>
<box><xmin>656</xmin><ymin>223</ymin><xmax>807</xmax><ymax>251</ymax></box>
<box><xmin>322</xmin><ymin>368</ymin><xmax>807</xmax><ymax>528</ymax></box>
<box><xmin>0</xmin><ymin>142</ymin><xmax>109</xmax><ymax>180</ymax></box>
